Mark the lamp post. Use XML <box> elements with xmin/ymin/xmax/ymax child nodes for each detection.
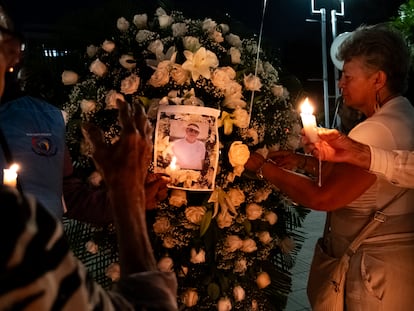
<box><xmin>307</xmin><ymin>0</ymin><xmax>346</xmax><ymax>128</ymax></box>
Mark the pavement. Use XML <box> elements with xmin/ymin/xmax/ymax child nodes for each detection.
<box><xmin>285</xmin><ymin>210</ymin><xmax>326</xmax><ymax>311</ymax></box>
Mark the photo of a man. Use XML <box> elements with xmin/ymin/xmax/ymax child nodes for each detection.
<box><xmin>171</xmin><ymin>123</ymin><xmax>206</xmax><ymax>170</ymax></box>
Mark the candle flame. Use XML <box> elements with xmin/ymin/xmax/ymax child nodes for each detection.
<box><xmin>300</xmin><ymin>97</ymin><xmax>314</xmax><ymax>114</ymax></box>
<box><xmin>9</xmin><ymin>163</ymin><xmax>19</xmax><ymax>172</ymax></box>
<box><xmin>170</xmin><ymin>156</ymin><xmax>177</xmax><ymax>170</ymax></box>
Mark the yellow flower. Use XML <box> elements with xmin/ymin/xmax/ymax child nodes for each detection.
<box><xmin>182</xmin><ymin>47</ymin><xmax>219</xmax><ymax>81</ymax></box>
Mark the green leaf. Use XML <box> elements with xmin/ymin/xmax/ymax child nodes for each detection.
<box><xmin>200</xmin><ymin>210</ymin><xmax>212</xmax><ymax>237</ymax></box>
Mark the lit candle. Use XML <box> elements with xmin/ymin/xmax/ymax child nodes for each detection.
<box><xmin>300</xmin><ymin>97</ymin><xmax>318</xmax><ymax>143</ymax></box>
<box><xmin>3</xmin><ymin>163</ymin><xmax>19</xmax><ymax>188</ymax></box>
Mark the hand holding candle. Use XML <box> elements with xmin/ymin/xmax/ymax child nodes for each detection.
<box><xmin>3</xmin><ymin>163</ymin><xmax>19</xmax><ymax>188</ymax></box>
<box><xmin>300</xmin><ymin>97</ymin><xmax>319</xmax><ymax>143</ymax></box>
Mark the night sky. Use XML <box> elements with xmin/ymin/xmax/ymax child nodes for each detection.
<box><xmin>3</xmin><ymin>0</ymin><xmax>409</xmax><ymax>113</ymax></box>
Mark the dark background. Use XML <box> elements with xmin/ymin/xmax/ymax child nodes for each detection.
<box><xmin>3</xmin><ymin>0</ymin><xmax>409</xmax><ymax>123</ymax></box>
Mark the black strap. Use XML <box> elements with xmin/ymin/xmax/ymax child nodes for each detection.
<box><xmin>0</xmin><ymin>126</ymin><xmax>23</xmax><ymax>192</ymax></box>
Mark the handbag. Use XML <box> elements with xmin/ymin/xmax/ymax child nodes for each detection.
<box><xmin>307</xmin><ymin>190</ymin><xmax>407</xmax><ymax>311</ymax></box>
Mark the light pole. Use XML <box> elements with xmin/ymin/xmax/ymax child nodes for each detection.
<box><xmin>307</xmin><ymin>0</ymin><xmax>345</xmax><ymax>128</ymax></box>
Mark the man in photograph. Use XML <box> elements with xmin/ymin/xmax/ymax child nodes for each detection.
<box><xmin>172</xmin><ymin>123</ymin><xmax>206</xmax><ymax>170</ymax></box>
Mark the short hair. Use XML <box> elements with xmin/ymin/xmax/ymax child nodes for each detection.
<box><xmin>186</xmin><ymin>123</ymin><xmax>200</xmax><ymax>132</ymax></box>
<box><xmin>338</xmin><ymin>23</ymin><xmax>411</xmax><ymax>94</ymax></box>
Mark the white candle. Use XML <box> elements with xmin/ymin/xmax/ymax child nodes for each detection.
<box><xmin>3</xmin><ymin>163</ymin><xmax>19</xmax><ymax>188</ymax></box>
<box><xmin>300</xmin><ymin>98</ymin><xmax>318</xmax><ymax>143</ymax></box>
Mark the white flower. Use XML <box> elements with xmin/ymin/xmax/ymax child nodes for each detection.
<box><xmin>227</xmin><ymin>187</ymin><xmax>245</xmax><ymax>207</ymax></box>
<box><xmin>80</xmin><ymin>99</ymin><xmax>96</xmax><ymax>113</ymax></box>
<box><xmin>169</xmin><ymin>189</ymin><xmax>187</xmax><ymax>207</ymax></box>
<box><xmin>102</xmin><ymin>40</ymin><xmax>115</xmax><ymax>53</ymax></box>
<box><xmin>162</xmin><ymin>235</ymin><xmax>177</xmax><ymax>248</ymax></box>
<box><xmin>133</xmin><ymin>13</ymin><xmax>147</xmax><ymax>29</ymax></box>
<box><xmin>257</xmin><ymin>231</ymin><xmax>272</xmax><ymax>244</ymax></box>
<box><xmin>225</xmin><ymin>33</ymin><xmax>242</xmax><ymax>47</ymax></box>
<box><xmin>182</xmin><ymin>36</ymin><xmax>201</xmax><ymax>52</ymax></box>
<box><xmin>182</xmin><ymin>288</ymin><xmax>198</xmax><ymax>307</ymax></box>
<box><xmin>209</xmin><ymin>30</ymin><xmax>224</xmax><ymax>43</ymax></box>
<box><xmin>190</xmin><ymin>248</ymin><xmax>206</xmax><ymax>264</ymax></box>
<box><xmin>211</xmin><ymin>67</ymin><xmax>236</xmax><ymax>90</ymax></box>
<box><xmin>229</xmin><ymin>47</ymin><xmax>241</xmax><ymax>64</ymax></box>
<box><xmin>172</xmin><ymin>22</ymin><xmax>188</xmax><ymax>37</ymax></box>
<box><xmin>89</xmin><ymin>59</ymin><xmax>107</xmax><ymax>77</ymax></box>
<box><xmin>216</xmin><ymin>211</ymin><xmax>233</xmax><ymax>229</ymax></box>
<box><xmin>219</xmin><ymin>23</ymin><xmax>230</xmax><ymax>34</ymax></box>
<box><xmin>244</xmin><ymin>73</ymin><xmax>262</xmax><ymax>91</ymax></box>
<box><xmin>265</xmin><ymin>211</ymin><xmax>278</xmax><ymax>225</ymax></box>
<box><xmin>241</xmin><ymin>238</ymin><xmax>257</xmax><ymax>253</ymax></box>
<box><xmin>120</xmin><ymin>74</ymin><xmax>140</xmax><ymax>94</ymax></box>
<box><xmin>85</xmin><ymin>240</ymin><xmax>98</xmax><ymax>254</ymax></box>
<box><xmin>148</xmin><ymin>39</ymin><xmax>164</xmax><ymax>56</ymax></box>
<box><xmin>217</xmin><ymin>297</ymin><xmax>232</xmax><ymax>311</ymax></box>
<box><xmin>157</xmin><ymin>256</ymin><xmax>174</xmax><ymax>272</ymax></box>
<box><xmin>202</xmin><ymin>18</ymin><xmax>217</xmax><ymax>33</ymax></box>
<box><xmin>254</xmin><ymin>187</ymin><xmax>272</xmax><ymax>203</ymax></box>
<box><xmin>233</xmin><ymin>285</ymin><xmax>245</xmax><ymax>302</ymax></box>
<box><xmin>228</xmin><ymin>141</ymin><xmax>250</xmax><ymax>167</ymax></box>
<box><xmin>61</xmin><ymin>70</ymin><xmax>79</xmax><ymax>85</ymax></box>
<box><xmin>136</xmin><ymin>29</ymin><xmax>154</xmax><ymax>43</ymax></box>
<box><xmin>232</xmin><ymin>108</ymin><xmax>250</xmax><ymax>128</ymax></box>
<box><xmin>225</xmin><ymin>235</ymin><xmax>243</xmax><ymax>252</ymax></box>
<box><xmin>246</xmin><ymin>203</ymin><xmax>263</xmax><ymax>220</ymax></box>
<box><xmin>119</xmin><ymin>54</ymin><xmax>136</xmax><ymax>69</ymax></box>
<box><xmin>158</xmin><ymin>14</ymin><xmax>173</xmax><ymax>28</ymax></box>
<box><xmin>105</xmin><ymin>263</ymin><xmax>121</xmax><ymax>282</ymax></box>
<box><xmin>182</xmin><ymin>47</ymin><xmax>219</xmax><ymax>81</ymax></box>
<box><xmin>116</xmin><ymin>17</ymin><xmax>129</xmax><ymax>32</ymax></box>
<box><xmin>234</xmin><ymin>258</ymin><xmax>248</xmax><ymax>273</ymax></box>
<box><xmin>153</xmin><ymin>216</ymin><xmax>171</xmax><ymax>234</ymax></box>
<box><xmin>185</xmin><ymin>206</ymin><xmax>206</xmax><ymax>225</ymax></box>
<box><xmin>256</xmin><ymin>271</ymin><xmax>271</xmax><ymax>289</ymax></box>
<box><xmin>171</xmin><ymin>64</ymin><xmax>190</xmax><ymax>85</ymax></box>
<box><xmin>105</xmin><ymin>90</ymin><xmax>124</xmax><ymax>109</ymax></box>
<box><xmin>149</xmin><ymin>66</ymin><xmax>170</xmax><ymax>87</ymax></box>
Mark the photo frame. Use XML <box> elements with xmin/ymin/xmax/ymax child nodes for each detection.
<box><xmin>154</xmin><ymin>105</ymin><xmax>220</xmax><ymax>191</ymax></box>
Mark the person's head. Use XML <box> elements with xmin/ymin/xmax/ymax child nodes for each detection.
<box><xmin>0</xmin><ymin>5</ymin><xmax>22</xmax><ymax>97</ymax></box>
<box><xmin>337</xmin><ymin>23</ymin><xmax>411</xmax><ymax>116</ymax></box>
<box><xmin>185</xmin><ymin>123</ymin><xmax>200</xmax><ymax>143</ymax></box>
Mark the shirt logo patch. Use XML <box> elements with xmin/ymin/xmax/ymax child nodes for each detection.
<box><xmin>31</xmin><ymin>136</ymin><xmax>57</xmax><ymax>156</ymax></box>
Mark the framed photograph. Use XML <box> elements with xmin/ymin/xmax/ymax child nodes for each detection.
<box><xmin>154</xmin><ymin>105</ymin><xmax>220</xmax><ymax>191</ymax></box>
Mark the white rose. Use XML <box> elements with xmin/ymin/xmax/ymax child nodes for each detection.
<box><xmin>149</xmin><ymin>67</ymin><xmax>170</xmax><ymax>87</ymax></box>
<box><xmin>256</xmin><ymin>271</ymin><xmax>271</xmax><ymax>289</ymax></box>
<box><xmin>217</xmin><ymin>297</ymin><xmax>232</xmax><ymax>311</ymax></box>
<box><xmin>80</xmin><ymin>99</ymin><xmax>96</xmax><ymax>113</ymax></box>
<box><xmin>254</xmin><ymin>187</ymin><xmax>272</xmax><ymax>203</ymax></box>
<box><xmin>89</xmin><ymin>59</ymin><xmax>107</xmax><ymax>77</ymax></box>
<box><xmin>148</xmin><ymin>39</ymin><xmax>164</xmax><ymax>55</ymax></box>
<box><xmin>244</xmin><ymin>73</ymin><xmax>262</xmax><ymax>91</ymax></box>
<box><xmin>85</xmin><ymin>241</ymin><xmax>98</xmax><ymax>254</ymax></box>
<box><xmin>172</xmin><ymin>22</ymin><xmax>188</xmax><ymax>37</ymax></box>
<box><xmin>182</xmin><ymin>36</ymin><xmax>201</xmax><ymax>52</ymax></box>
<box><xmin>225</xmin><ymin>235</ymin><xmax>243</xmax><ymax>253</ymax></box>
<box><xmin>169</xmin><ymin>189</ymin><xmax>187</xmax><ymax>207</ymax></box>
<box><xmin>232</xmin><ymin>108</ymin><xmax>250</xmax><ymax>128</ymax></box>
<box><xmin>245</xmin><ymin>203</ymin><xmax>263</xmax><ymax>220</ymax></box>
<box><xmin>158</xmin><ymin>14</ymin><xmax>173</xmax><ymax>28</ymax></box>
<box><xmin>152</xmin><ymin>216</ymin><xmax>171</xmax><ymax>234</ymax></box>
<box><xmin>120</xmin><ymin>74</ymin><xmax>140</xmax><ymax>95</ymax></box>
<box><xmin>223</xmin><ymin>80</ymin><xmax>242</xmax><ymax>98</ymax></box>
<box><xmin>234</xmin><ymin>258</ymin><xmax>247</xmax><ymax>273</ymax></box>
<box><xmin>61</xmin><ymin>70</ymin><xmax>79</xmax><ymax>85</ymax></box>
<box><xmin>157</xmin><ymin>256</ymin><xmax>174</xmax><ymax>272</ymax></box>
<box><xmin>185</xmin><ymin>206</ymin><xmax>206</xmax><ymax>225</ymax></box>
<box><xmin>136</xmin><ymin>29</ymin><xmax>153</xmax><ymax>43</ymax></box>
<box><xmin>258</xmin><ymin>231</ymin><xmax>272</xmax><ymax>244</ymax></box>
<box><xmin>119</xmin><ymin>54</ymin><xmax>136</xmax><ymax>70</ymax></box>
<box><xmin>265</xmin><ymin>211</ymin><xmax>278</xmax><ymax>225</ymax></box>
<box><xmin>241</xmin><ymin>238</ymin><xmax>257</xmax><ymax>253</ymax></box>
<box><xmin>225</xmin><ymin>33</ymin><xmax>242</xmax><ymax>47</ymax></box>
<box><xmin>133</xmin><ymin>13</ymin><xmax>147</xmax><ymax>29</ymax></box>
<box><xmin>182</xmin><ymin>288</ymin><xmax>198</xmax><ymax>307</ymax></box>
<box><xmin>233</xmin><ymin>285</ymin><xmax>245</xmax><ymax>302</ymax></box>
<box><xmin>86</xmin><ymin>44</ymin><xmax>98</xmax><ymax>58</ymax></box>
<box><xmin>219</xmin><ymin>23</ymin><xmax>230</xmax><ymax>34</ymax></box>
<box><xmin>209</xmin><ymin>30</ymin><xmax>224</xmax><ymax>43</ymax></box>
<box><xmin>211</xmin><ymin>67</ymin><xmax>235</xmax><ymax>90</ymax></box>
<box><xmin>228</xmin><ymin>141</ymin><xmax>250</xmax><ymax>167</ymax></box>
<box><xmin>102</xmin><ymin>40</ymin><xmax>115</xmax><ymax>53</ymax></box>
<box><xmin>190</xmin><ymin>248</ymin><xmax>206</xmax><ymax>264</ymax></box>
<box><xmin>105</xmin><ymin>90</ymin><xmax>124</xmax><ymax>109</ymax></box>
<box><xmin>229</xmin><ymin>47</ymin><xmax>241</xmax><ymax>64</ymax></box>
<box><xmin>105</xmin><ymin>263</ymin><xmax>120</xmax><ymax>282</ymax></box>
<box><xmin>202</xmin><ymin>18</ymin><xmax>217</xmax><ymax>33</ymax></box>
<box><xmin>88</xmin><ymin>171</ymin><xmax>103</xmax><ymax>186</ymax></box>
<box><xmin>227</xmin><ymin>188</ymin><xmax>245</xmax><ymax>206</ymax></box>
<box><xmin>171</xmin><ymin>64</ymin><xmax>189</xmax><ymax>85</ymax></box>
<box><xmin>116</xmin><ymin>17</ymin><xmax>129</xmax><ymax>32</ymax></box>
<box><xmin>216</xmin><ymin>211</ymin><xmax>233</xmax><ymax>229</ymax></box>
<box><xmin>162</xmin><ymin>235</ymin><xmax>176</xmax><ymax>248</ymax></box>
